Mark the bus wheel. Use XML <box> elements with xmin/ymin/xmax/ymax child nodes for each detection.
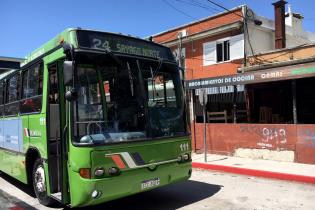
<box><xmin>32</xmin><ymin>159</ymin><xmax>54</xmax><ymax>206</ymax></box>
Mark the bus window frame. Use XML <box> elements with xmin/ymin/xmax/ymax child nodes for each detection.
<box><xmin>4</xmin><ymin>72</ymin><xmax>21</xmax><ymax>117</ymax></box>
<box><xmin>0</xmin><ymin>60</ymin><xmax>44</xmax><ymax>118</ymax></box>
<box><xmin>70</xmin><ymin>53</ymin><xmax>188</xmax><ymax>147</ymax></box>
<box><xmin>0</xmin><ymin>81</ymin><xmax>4</xmax><ymax>116</ymax></box>
<box><xmin>19</xmin><ymin>61</ymin><xmax>44</xmax><ymax>115</ymax></box>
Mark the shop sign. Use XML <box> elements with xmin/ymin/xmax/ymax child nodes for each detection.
<box><xmin>186</xmin><ymin>63</ymin><xmax>315</xmax><ymax>90</ymax></box>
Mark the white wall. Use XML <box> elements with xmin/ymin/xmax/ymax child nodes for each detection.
<box><xmin>246</xmin><ymin>14</ymin><xmax>315</xmax><ymax>56</ymax></box>
<box><xmin>246</xmin><ymin>23</ymin><xmax>274</xmax><ymax>56</ymax></box>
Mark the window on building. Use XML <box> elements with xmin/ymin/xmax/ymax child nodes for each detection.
<box><xmin>203</xmin><ymin>34</ymin><xmax>244</xmax><ymax>66</ymax></box>
<box><xmin>216</xmin><ymin>40</ymin><xmax>230</xmax><ymax>62</ymax></box>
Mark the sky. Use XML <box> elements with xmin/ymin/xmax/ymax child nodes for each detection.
<box><xmin>1</xmin><ymin>0</ymin><xmax>315</xmax><ymax>58</ymax></box>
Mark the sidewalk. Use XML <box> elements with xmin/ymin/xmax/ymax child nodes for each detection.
<box><xmin>192</xmin><ymin>153</ymin><xmax>315</xmax><ymax>184</ymax></box>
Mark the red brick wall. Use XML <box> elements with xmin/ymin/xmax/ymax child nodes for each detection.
<box><xmin>171</xmin><ymin>29</ymin><xmax>244</xmax><ymax>80</ymax></box>
<box><xmin>191</xmin><ymin>123</ymin><xmax>315</xmax><ymax>164</ymax></box>
<box><xmin>154</xmin><ymin>11</ymin><xmax>244</xmax><ymax>79</ymax></box>
<box><xmin>153</xmin><ymin>9</ymin><xmax>243</xmax><ymax>43</ymax></box>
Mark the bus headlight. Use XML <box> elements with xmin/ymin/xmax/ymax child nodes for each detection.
<box><xmin>108</xmin><ymin>167</ymin><xmax>120</xmax><ymax>175</ymax></box>
<box><xmin>94</xmin><ymin>168</ymin><xmax>105</xmax><ymax>177</ymax></box>
<box><xmin>178</xmin><ymin>154</ymin><xmax>190</xmax><ymax>163</ymax></box>
<box><xmin>91</xmin><ymin>190</ymin><xmax>101</xmax><ymax>199</ymax></box>
<box><xmin>182</xmin><ymin>154</ymin><xmax>190</xmax><ymax>161</ymax></box>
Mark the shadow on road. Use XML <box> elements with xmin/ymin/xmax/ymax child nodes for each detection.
<box><xmin>1</xmin><ymin>172</ymin><xmax>221</xmax><ymax>210</ymax></box>
<box><xmin>70</xmin><ymin>180</ymin><xmax>222</xmax><ymax>210</ymax></box>
<box><xmin>0</xmin><ymin>172</ymin><xmax>63</xmax><ymax>209</ymax></box>
<box><xmin>0</xmin><ymin>171</ymin><xmax>35</xmax><ymax>197</ymax></box>
<box><xmin>0</xmin><ymin>188</ymin><xmax>38</xmax><ymax>210</ymax></box>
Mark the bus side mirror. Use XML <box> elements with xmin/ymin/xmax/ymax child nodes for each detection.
<box><xmin>65</xmin><ymin>88</ymin><xmax>78</xmax><ymax>101</ymax></box>
<box><xmin>179</xmin><ymin>67</ymin><xmax>184</xmax><ymax>81</ymax></box>
<box><xmin>64</xmin><ymin>61</ymin><xmax>74</xmax><ymax>86</ymax></box>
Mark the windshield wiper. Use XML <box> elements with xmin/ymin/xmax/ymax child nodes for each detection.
<box><xmin>104</xmin><ymin>49</ymin><xmax>122</xmax><ymax>67</ymax></box>
<box><xmin>152</xmin><ymin>58</ymin><xmax>164</xmax><ymax>79</ymax></box>
<box><xmin>136</xmin><ymin>60</ymin><xmax>152</xmax><ymax>137</ymax></box>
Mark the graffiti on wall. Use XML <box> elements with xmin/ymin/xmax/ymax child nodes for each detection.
<box><xmin>240</xmin><ymin>125</ymin><xmax>288</xmax><ymax>149</ymax></box>
<box><xmin>258</xmin><ymin>128</ymin><xmax>287</xmax><ymax>148</ymax></box>
<box><xmin>298</xmin><ymin>128</ymin><xmax>315</xmax><ymax>147</ymax></box>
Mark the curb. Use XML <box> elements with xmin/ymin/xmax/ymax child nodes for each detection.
<box><xmin>192</xmin><ymin>162</ymin><xmax>315</xmax><ymax>185</ymax></box>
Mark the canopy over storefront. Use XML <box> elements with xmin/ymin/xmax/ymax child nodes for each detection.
<box><xmin>186</xmin><ymin>61</ymin><xmax>315</xmax><ymax>90</ymax></box>
<box><xmin>187</xmin><ymin>59</ymin><xmax>315</xmax><ymax>165</ymax></box>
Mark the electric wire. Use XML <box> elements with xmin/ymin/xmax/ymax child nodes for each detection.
<box><xmin>205</xmin><ymin>0</ymin><xmax>244</xmax><ymax>18</ymax></box>
<box><xmin>162</xmin><ymin>0</ymin><xmax>197</xmax><ymax>21</ymax></box>
<box><xmin>175</xmin><ymin>0</ymin><xmax>222</xmax><ymax>13</ymax></box>
<box><xmin>158</xmin><ymin>0</ymin><xmax>199</xmax><ymax>43</ymax></box>
<box><xmin>162</xmin><ymin>0</ymin><xmax>301</xmax><ymax>66</ymax></box>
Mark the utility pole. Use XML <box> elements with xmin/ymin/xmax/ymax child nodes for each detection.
<box><xmin>177</xmin><ymin>32</ymin><xmax>183</xmax><ymax>69</ymax></box>
<box><xmin>292</xmin><ymin>80</ymin><xmax>297</xmax><ymax>124</ymax></box>
<box><xmin>199</xmin><ymin>88</ymin><xmax>208</xmax><ymax>162</ymax></box>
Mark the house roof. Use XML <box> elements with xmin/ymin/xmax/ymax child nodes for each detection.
<box><xmin>151</xmin><ymin>5</ymin><xmax>245</xmax><ymax>38</ymax></box>
<box><xmin>0</xmin><ymin>56</ymin><xmax>24</xmax><ymax>63</ymax></box>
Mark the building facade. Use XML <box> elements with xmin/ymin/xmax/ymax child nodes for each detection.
<box><xmin>153</xmin><ymin>1</ymin><xmax>315</xmax><ymax>164</ymax></box>
<box><xmin>0</xmin><ymin>56</ymin><xmax>23</xmax><ymax>72</ymax></box>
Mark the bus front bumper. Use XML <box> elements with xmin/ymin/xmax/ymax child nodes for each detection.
<box><xmin>68</xmin><ymin>161</ymin><xmax>191</xmax><ymax>207</ymax></box>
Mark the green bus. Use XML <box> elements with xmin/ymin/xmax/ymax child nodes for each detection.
<box><xmin>0</xmin><ymin>28</ymin><xmax>191</xmax><ymax>207</ymax></box>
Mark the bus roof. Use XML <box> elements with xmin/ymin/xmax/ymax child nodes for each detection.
<box><xmin>22</xmin><ymin>28</ymin><xmax>175</xmax><ymax>67</ymax></box>
<box><xmin>21</xmin><ymin>28</ymin><xmax>76</xmax><ymax>67</ymax></box>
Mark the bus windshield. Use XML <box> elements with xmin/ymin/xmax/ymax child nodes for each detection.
<box><xmin>72</xmin><ymin>55</ymin><xmax>186</xmax><ymax>144</ymax></box>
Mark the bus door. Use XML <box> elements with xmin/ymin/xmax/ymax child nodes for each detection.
<box><xmin>47</xmin><ymin>62</ymin><xmax>69</xmax><ymax>203</ymax></box>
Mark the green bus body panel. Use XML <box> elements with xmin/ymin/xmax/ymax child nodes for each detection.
<box><xmin>68</xmin><ymin>137</ymin><xmax>191</xmax><ymax>207</ymax></box>
<box><xmin>70</xmin><ymin>161</ymin><xmax>191</xmax><ymax>207</ymax></box>
<box><xmin>0</xmin><ymin>46</ymin><xmax>65</xmax><ymax>183</ymax></box>
<box><xmin>0</xmin><ymin>150</ymin><xmax>27</xmax><ymax>183</ymax></box>
<box><xmin>22</xmin><ymin>28</ymin><xmax>77</xmax><ymax>67</ymax></box>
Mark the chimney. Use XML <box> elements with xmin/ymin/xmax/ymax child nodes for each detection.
<box><xmin>285</xmin><ymin>4</ymin><xmax>304</xmax><ymax>37</ymax></box>
<box><xmin>273</xmin><ymin>0</ymin><xmax>287</xmax><ymax>49</ymax></box>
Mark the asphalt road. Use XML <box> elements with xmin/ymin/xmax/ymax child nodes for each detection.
<box><xmin>1</xmin><ymin>169</ymin><xmax>315</xmax><ymax>210</ymax></box>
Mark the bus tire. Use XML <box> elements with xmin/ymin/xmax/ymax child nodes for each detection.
<box><xmin>32</xmin><ymin>158</ymin><xmax>55</xmax><ymax>206</ymax></box>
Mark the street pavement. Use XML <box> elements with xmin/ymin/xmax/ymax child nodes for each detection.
<box><xmin>1</xmin><ymin>169</ymin><xmax>315</xmax><ymax>210</ymax></box>
<box><xmin>192</xmin><ymin>153</ymin><xmax>315</xmax><ymax>184</ymax></box>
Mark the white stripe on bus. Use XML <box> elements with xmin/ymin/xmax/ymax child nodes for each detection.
<box><xmin>120</xmin><ymin>152</ymin><xmax>137</xmax><ymax>168</ymax></box>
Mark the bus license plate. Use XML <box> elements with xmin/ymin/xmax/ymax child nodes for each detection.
<box><xmin>141</xmin><ymin>178</ymin><xmax>160</xmax><ymax>190</ymax></box>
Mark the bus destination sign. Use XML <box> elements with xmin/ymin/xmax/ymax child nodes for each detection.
<box><xmin>77</xmin><ymin>30</ymin><xmax>174</xmax><ymax>61</ymax></box>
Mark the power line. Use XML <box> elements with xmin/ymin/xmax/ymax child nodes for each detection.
<box><xmin>158</xmin><ymin>0</ymin><xmax>200</xmax><ymax>43</ymax></box>
<box><xmin>174</xmin><ymin>0</ymin><xmax>222</xmax><ymax>13</ymax></box>
<box><xmin>159</xmin><ymin>0</ymin><xmax>219</xmax><ymax>43</ymax></box>
<box><xmin>162</xmin><ymin>0</ymin><xmax>197</xmax><ymax>21</ymax></box>
<box><xmin>205</xmin><ymin>0</ymin><xmax>244</xmax><ymax>18</ymax></box>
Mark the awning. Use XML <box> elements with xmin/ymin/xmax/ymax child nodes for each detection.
<box><xmin>186</xmin><ymin>61</ymin><xmax>315</xmax><ymax>90</ymax></box>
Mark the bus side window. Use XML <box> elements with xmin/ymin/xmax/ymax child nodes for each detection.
<box><xmin>0</xmin><ymin>81</ymin><xmax>4</xmax><ymax>116</ymax></box>
<box><xmin>20</xmin><ymin>63</ymin><xmax>43</xmax><ymax>114</ymax></box>
<box><xmin>49</xmin><ymin>65</ymin><xmax>58</xmax><ymax>104</ymax></box>
<box><xmin>48</xmin><ymin>64</ymin><xmax>60</xmax><ymax>140</ymax></box>
<box><xmin>147</xmin><ymin>73</ymin><xmax>177</xmax><ymax>108</ymax></box>
<box><xmin>4</xmin><ymin>73</ymin><xmax>20</xmax><ymax>116</ymax></box>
